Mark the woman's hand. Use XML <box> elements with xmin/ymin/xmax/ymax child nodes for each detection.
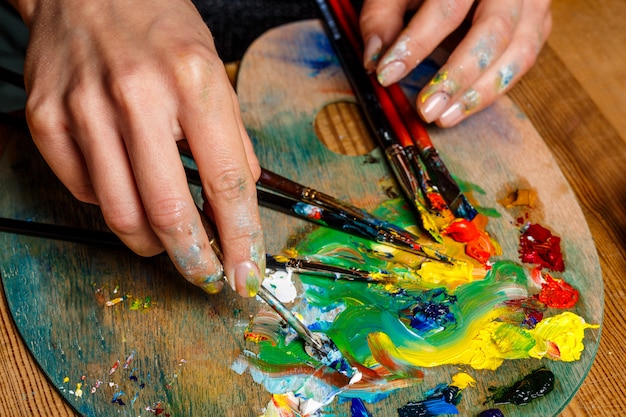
<box><xmin>10</xmin><ymin>0</ymin><xmax>265</xmax><ymax>297</ymax></box>
<box><xmin>360</xmin><ymin>0</ymin><xmax>552</xmax><ymax>127</ymax></box>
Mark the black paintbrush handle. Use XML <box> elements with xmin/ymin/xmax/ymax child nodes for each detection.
<box><xmin>0</xmin><ymin>217</ymin><xmax>124</xmax><ymax>247</ymax></box>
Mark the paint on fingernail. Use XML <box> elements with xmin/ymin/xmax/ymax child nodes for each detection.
<box><xmin>461</xmin><ymin>88</ymin><xmax>482</xmax><ymax>112</ymax></box>
<box><xmin>235</xmin><ymin>260</ymin><xmax>261</xmax><ymax>297</ymax></box>
<box><xmin>377</xmin><ymin>61</ymin><xmax>407</xmax><ymax>86</ymax></box>
<box><xmin>363</xmin><ymin>35</ymin><xmax>383</xmax><ymax>71</ymax></box>
<box><xmin>201</xmin><ymin>278</ymin><xmax>224</xmax><ymax>295</ymax></box>
<box><xmin>496</xmin><ymin>63</ymin><xmax>519</xmax><ymax>92</ymax></box>
<box><xmin>420</xmin><ymin>71</ymin><xmax>460</xmax><ymax>104</ymax></box>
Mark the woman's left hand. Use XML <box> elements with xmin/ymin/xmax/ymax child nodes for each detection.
<box><xmin>359</xmin><ymin>0</ymin><xmax>552</xmax><ymax>127</ymax></box>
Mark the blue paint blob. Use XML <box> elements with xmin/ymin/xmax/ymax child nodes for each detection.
<box><xmin>350</xmin><ymin>398</ymin><xmax>372</xmax><ymax>417</ymax></box>
<box><xmin>477</xmin><ymin>409</ymin><xmax>505</xmax><ymax>417</ymax></box>
<box><xmin>398</xmin><ymin>397</ymin><xmax>459</xmax><ymax>417</ymax></box>
<box><xmin>398</xmin><ymin>385</ymin><xmax>461</xmax><ymax>416</ymax></box>
<box><xmin>399</xmin><ymin>288</ymin><xmax>457</xmax><ymax>335</ymax></box>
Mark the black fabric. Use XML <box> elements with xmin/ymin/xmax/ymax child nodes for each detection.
<box><xmin>191</xmin><ymin>0</ymin><xmax>320</xmax><ymax>62</ymax></box>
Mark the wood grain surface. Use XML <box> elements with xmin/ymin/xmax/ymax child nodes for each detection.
<box><xmin>1</xmin><ymin>0</ymin><xmax>625</xmax><ymax>415</ymax></box>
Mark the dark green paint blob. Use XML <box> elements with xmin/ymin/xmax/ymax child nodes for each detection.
<box><xmin>489</xmin><ymin>367</ymin><xmax>555</xmax><ymax>405</ymax></box>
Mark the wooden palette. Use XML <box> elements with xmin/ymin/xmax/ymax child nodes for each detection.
<box><xmin>0</xmin><ymin>20</ymin><xmax>602</xmax><ymax>416</ymax></box>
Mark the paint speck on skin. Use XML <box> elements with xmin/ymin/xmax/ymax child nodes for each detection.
<box><xmin>420</xmin><ymin>71</ymin><xmax>461</xmax><ymax>103</ymax></box>
<box><xmin>496</xmin><ymin>63</ymin><xmax>519</xmax><ymax>92</ymax></box>
<box><xmin>471</xmin><ymin>35</ymin><xmax>497</xmax><ymax>70</ymax></box>
<box><xmin>380</xmin><ymin>34</ymin><xmax>413</xmax><ymax>67</ymax></box>
<box><xmin>460</xmin><ymin>88</ymin><xmax>482</xmax><ymax>113</ymax></box>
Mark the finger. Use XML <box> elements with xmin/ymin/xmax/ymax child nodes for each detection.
<box><xmin>416</xmin><ymin>0</ymin><xmax>524</xmax><ymax>123</ymax></box>
<box><xmin>62</xmin><ymin>79</ymin><xmax>166</xmax><ymax>258</ymax></box>
<box><xmin>375</xmin><ymin>0</ymin><xmax>475</xmax><ymax>86</ymax></box>
<box><xmin>177</xmin><ymin>57</ymin><xmax>265</xmax><ymax>298</ymax></box>
<box><xmin>105</xmin><ymin>69</ymin><xmax>225</xmax><ymax>294</ymax></box>
<box><xmin>25</xmin><ymin>93</ymin><xmax>97</xmax><ymax>205</ymax></box>
<box><xmin>436</xmin><ymin>0</ymin><xmax>551</xmax><ymax>127</ymax></box>
<box><xmin>359</xmin><ymin>0</ymin><xmax>416</xmax><ymax>71</ymax></box>
<box><xmin>230</xmin><ymin>88</ymin><xmax>261</xmax><ymax>181</ymax></box>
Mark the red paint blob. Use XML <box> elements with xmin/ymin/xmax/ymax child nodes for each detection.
<box><xmin>465</xmin><ymin>232</ymin><xmax>495</xmax><ymax>264</ymax></box>
<box><xmin>519</xmin><ymin>223</ymin><xmax>565</xmax><ymax>271</ymax></box>
<box><xmin>537</xmin><ymin>274</ymin><xmax>579</xmax><ymax>309</ymax></box>
<box><xmin>426</xmin><ymin>192</ymin><xmax>448</xmax><ymax>211</ymax></box>
<box><xmin>442</xmin><ymin>219</ymin><xmax>480</xmax><ymax>243</ymax></box>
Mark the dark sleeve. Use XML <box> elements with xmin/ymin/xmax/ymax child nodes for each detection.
<box><xmin>191</xmin><ymin>0</ymin><xmax>320</xmax><ymax>62</ymax></box>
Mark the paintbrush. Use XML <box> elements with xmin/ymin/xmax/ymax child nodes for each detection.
<box><xmin>177</xmin><ymin>141</ymin><xmax>430</xmax><ymax>252</ymax></box>
<box><xmin>256</xmin><ymin>185</ymin><xmax>454</xmax><ymax>264</ymax></box>
<box><xmin>313</xmin><ymin>0</ymin><xmax>444</xmax><ymax>243</ymax></box>
<box><xmin>0</xmin><ymin>214</ymin><xmax>331</xmax><ymax>358</ymax></box>
<box><xmin>0</xmin><ymin>216</ymin><xmax>394</xmax><ymax>285</ymax></box>
<box><xmin>385</xmin><ymin>84</ymin><xmax>478</xmax><ymax>220</ymax></box>
<box><xmin>326</xmin><ymin>0</ymin><xmax>478</xmax><ymax>221</ymax></box>
<box><xmin>194</xmin><ymin>204</ymin><xmax>358</xmax><ymax>379</ymax></box>
<box><xmin>265</xmin><ymin>254</ymin><xmax>392</xmax><ymax>283</ymax></box>
<box><xmin>185</xmin><ymin>164</ymin><xmax>455</xmax><ymax>264</ymax></box>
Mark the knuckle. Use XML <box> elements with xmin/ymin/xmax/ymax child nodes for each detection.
<box><xmin>485</xmin><ymin>14</ymin><xmax>515</xmax><ymax>45</ymax></box>
<box><xmin>515</xmin><ymin>36</ymin><xmax>540</xmax><ymax>71</ymax></box>
<box><xmin>203</xmin><ymin>166</ymin><xmax>254</xmax><ymax>203</ymax></box>
<box><xmin>108</xmin><ymin>70</ymin><xmax>150</xmax><ymax>110</ymax></box>
<box><xmin>69</xmin><ymin>183</ymin><xmax>98</xmax><ymax>204</ymax></box>
<box><xmin>101</xmin><ymin>201</ymin><xmax>146</xmax><ymax>236</ymax></box>
<box><xmin>144</xmin><ymin>197</ymin><xmax>194</xmax><ymax>233</ymax></box>
<box><xmin>439</xmin><ymin>0</ymin><xmax>469</xmax><ymax>25</ymax></box>
<box><xmin>25</xmin><ymin>96</ymin><xmax>59</xmax><ymax>138</ymax></box>
<box><xmin>171</xmin><ymin>46</ymin><xmax>223</xmax><ymax>90</ymax></box>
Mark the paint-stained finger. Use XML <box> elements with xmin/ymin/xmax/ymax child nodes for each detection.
<box><xmin>375</xmin><ymin>0</ymin><xmax>475</xmax><ymax>87</ymax></box>
<box><xmin>435</xmin><ymin>1</ymin><xmax>551</xmax><ymax>127</ymax></box>
<box><xmin>179</xmin><ymin>60</ymin><xmax>265</xmax><ymax>298</ymax></box>
<box><xmin>416</xmin><ymin>0</ymin><xmax>524</xmax><ymax>123</ymax></box>
<box><xmin>359</xmin><ymin>0</ymin><xmax>416</xmax><ymax>71</ymax></box>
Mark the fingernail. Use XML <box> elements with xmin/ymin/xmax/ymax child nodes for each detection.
<box><xmin>420</xmin><ymin>92</ymin><xmax>450</xmax><ymax>123</ymax></box>
<box><xmin>363</xmin><ymin>35</ymin><xmax>382</xmax><ymax>72</ymax></box>
<box><xmin>439</xmin><ymin>102</ymin><xmax>465</xmax><ymax>126</ymax></box>
<box><xmin>201</xmin><ymin>279</ymin><xmax>225</xmax><ymax>295</ymax></box>
<box><xmin>377</xmin><ymin>61</ymin><xmax>406</xmax><ymax>86</ymax></box>
<box><xmin>234</xmin><ymin>260</ymin><xmax>261</xmax><ymax>297</ymax></box>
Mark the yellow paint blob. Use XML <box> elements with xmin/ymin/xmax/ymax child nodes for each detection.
<box><xmin>451</xmin><ymin>372</ymin><xmax>476</xmax><ymax>389</ymax></box>
<box><xmin>417</xmin><ymin>260</ymin><xmax>476</xmax><ymax>289</ymax></box>
<box><xmin>529</xmin><ymin>311</ymin><xmax>600</xmax><ymax>361</ymax></box>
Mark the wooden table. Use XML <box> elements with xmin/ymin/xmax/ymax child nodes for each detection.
<box><xmin>1</xmin><ymin>0</ymin><xmax>625</xmax><ymax>415</ymax></box>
